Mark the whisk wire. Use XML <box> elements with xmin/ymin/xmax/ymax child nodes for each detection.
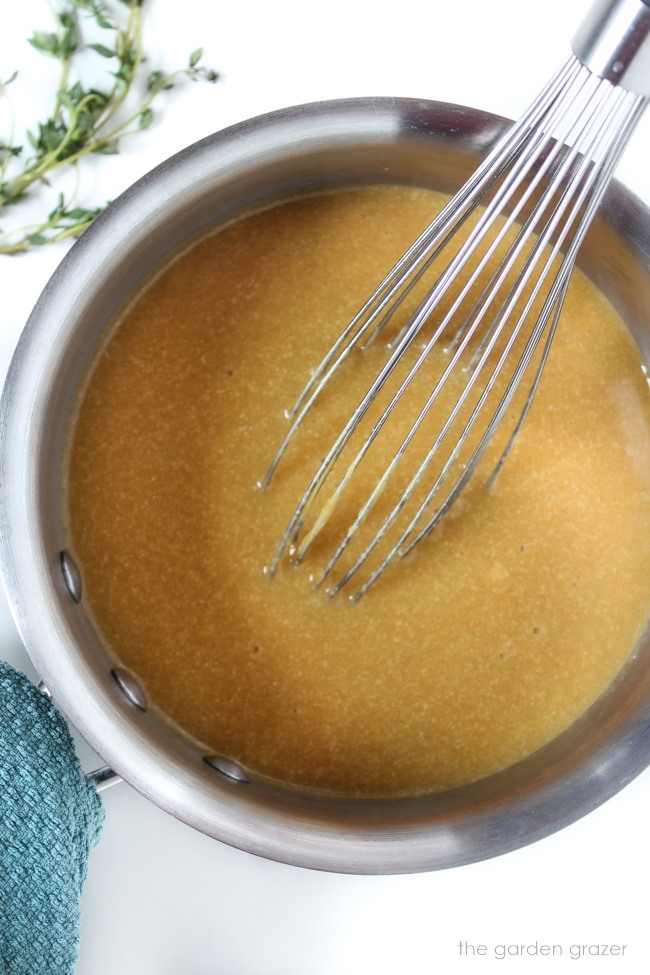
<box><xmin>271</xmin><ymin>64</ymin><xmax>597</xmax><ymax>575</ymax></box>
<box><xmin>488</xmin><ymin>86</ymin><xmax>648</xmax><ymax>487</ymax></box>
<box><xmin>288</xmin><ymin>64</ymin><xmax>618</xmax><ymax>576</ymax></box>
<box><xmin>261</xmin><ymin>58</ymin><xmax>584</xmax><ymax>494</ymax></box>
<box><xmin>265</xmin><ymin>1</ymin><xmax>650</xmax><ymax>595</ymax></box>
<box><xmin>393</xmin><ymin>89</ymin><xmax>646</xmax><ymax>556</ymax></box>
<box><xmin>343</xmin><ymin>82</ymin><xmax>648</xmax><ymax>597</ymax></box>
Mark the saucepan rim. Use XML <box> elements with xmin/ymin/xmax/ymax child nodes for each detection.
<box><xmin>1</xmin><ymin>95</ymin><xmax>649</xmax><ymax>874</ymax></box>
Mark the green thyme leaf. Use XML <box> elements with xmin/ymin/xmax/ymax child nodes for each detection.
<box><xmin>89</xmin><ymin>42</ymin><xmax>115</xmax><ymax>58</ymax></box>
<box><xmin>92</xmin><ymin>139</ymin><xmax>120</xmax><ymax>154</ymax></box>
<box><xmin>138</xmin><ymin>107</ymin><xmax>153</xmax><ymax>129</ymax></box>
<box><xmin>1</xmin><ymin>71</ymin><xmax>19</xmax><ymax>90</ymax></box>
<box><xmin>147</xmin><ymin>70</ymin><xmax>174</xmax><ymax>93</ymax></box>
<box><xmin>28</xmin><ymin>31</ymin><xmax>61</xmax><ymax>57</ymax></box>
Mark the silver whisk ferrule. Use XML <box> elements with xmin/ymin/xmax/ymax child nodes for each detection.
<box><xmin>264</xmin><ymin>0</ymin><xmax>650</xmax><ymax>598</ymax></box>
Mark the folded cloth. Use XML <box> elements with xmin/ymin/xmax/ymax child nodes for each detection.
<box><xmin>0</xmin><ymin>662</ymin><xmax>104</xmax><ymax>975</ymax></box>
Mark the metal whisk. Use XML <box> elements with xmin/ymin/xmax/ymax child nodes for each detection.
<box><xmin>263</xmin><ymin>0</ymin><xmax>650</xmax><ymax>598</ymax></box>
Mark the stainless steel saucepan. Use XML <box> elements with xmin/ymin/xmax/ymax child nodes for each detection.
<box><xmin>1</xmin><ymin>97</ymin><xmax>650</xmax><ymax>874</ymax></box>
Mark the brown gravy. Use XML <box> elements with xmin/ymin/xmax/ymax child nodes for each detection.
<box><xmin>65</xmin><ymin>186</ymin><xmax>650</xmax><ymax>796</ymax></box>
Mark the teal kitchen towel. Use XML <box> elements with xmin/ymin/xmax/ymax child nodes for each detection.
<box><xmin>0</xmin><ymin>661</ymin><xmax>104</xmax><ymax>975</ymax></box>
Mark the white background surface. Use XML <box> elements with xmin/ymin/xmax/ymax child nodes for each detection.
<box><xmin>1</xmin><ymin>0</ymin><xmax>650</xmax><ymax>972</ymax></box>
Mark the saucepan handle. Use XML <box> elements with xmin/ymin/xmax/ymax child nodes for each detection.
<box><xmin>37</xmin><ymin>679</ymin><xmax>123</xmax><ymax>792</ymax></box>
<box><xmin>87</xmin><ymin>765</ymin><xmax>122</xmax><ymax>791</ymax></box>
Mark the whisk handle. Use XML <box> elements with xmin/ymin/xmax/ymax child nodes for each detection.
<box><xmin>572</xmin><ymin>0</ymin><xmax>650</xmax><ymax>95</ymax></box>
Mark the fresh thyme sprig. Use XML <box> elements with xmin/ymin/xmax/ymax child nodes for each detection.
<box><xmin>0</xmin><ymin>0</ymin><xmax>218</xmax><ymax>255</ymax></box>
